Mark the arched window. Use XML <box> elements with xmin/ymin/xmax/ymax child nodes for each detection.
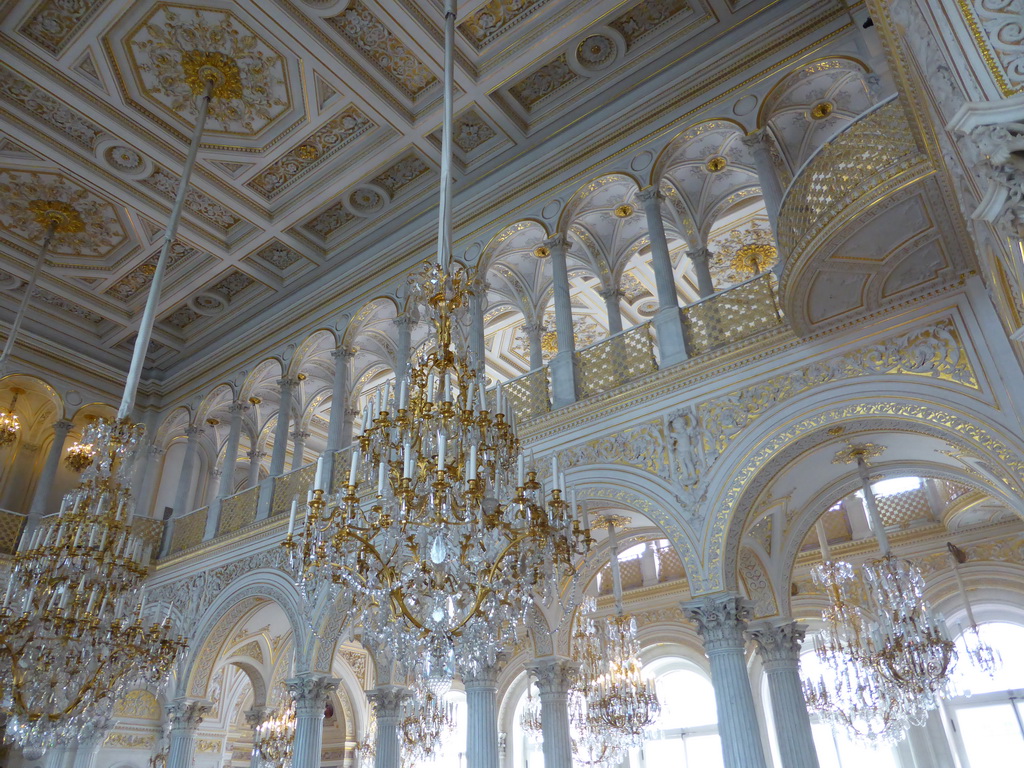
<box><xmin>632</xmin><ymin>659</ymin><xmax>722</xmax><ymax>768</ymax></box>
<box><xmin>419</xmin><ymin>689</ymin><xmax>468</xmax><ymax>768</ymax></box>
<box><xmin>946</xmin><ymin>621</ymin><xmax>1024</xmax><ymax>766</ymax></box>
<box><xmin>792</xmin><ymin>643</ymin><xmax>903</xmax><ymax>768</ymax></box>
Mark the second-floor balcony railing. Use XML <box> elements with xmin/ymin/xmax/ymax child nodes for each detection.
<box><xmin>576</xmin><ymin>321</ymin><xmax>659</xmax><ymax>399</ymax></box>
<box><xmin>168</xmin><ymin>506</ymin><xmax>207</xmax><ymax>555</ymax></box>
<box><xmin>505</xmin><ymin>367</ymin><xmax>552</xmax><ymax>423</ymax></box>
<box><xmin>0</xmin><ymin>508</ymin><xmax>25</xmax><ymax>555</ymax></box>
<box><xmin>681</xmin><ymin>272</ymin><xmax>783</xmax><ymax>355</ymax></box>
<box><xmin>217</xmin><ymin>485</ymin><xmax>260</xmax><ymax>536</ymax></box>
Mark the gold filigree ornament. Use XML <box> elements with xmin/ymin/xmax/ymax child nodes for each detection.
<box><xmin>295</xmin><ymin>144</ymin><xmax>319</xmax><ymax>162</ymax></box>
<box><xmin>705</xmin><ymin>155</ymin><xmax>727</xmax><ymax>172</ymax></box>
<box><xmin>28</xmin><ymin>199</ymin><xmax>85</xmax><ymax>234</ymax></box>
<box><xmin>832</xmin><ymin>442</ymin><xmax>887</xmax><ymax>466</ymax></box>
<box><xmin>731</xmin><ymin>242</ymin><xmax>777</xmax><ymax>274</ymax></box>
<box><xmin>533</xmin><ymin>245</ymin><xmax>550</xmax><ymax>259</ymax></box>
<box><xmin>810</xmin><ymin>101</ymin><xmax>834</xmax><ymax>120</ymax></box>
<box><xmin>613</xmin><ymin>204</ymin><xmax>634</xmax><ymax>218</ymax></box>
<box><xmin>181</xmin><ymin>50</ymin><xmax>243</xmax><ymax>99</ymax></box>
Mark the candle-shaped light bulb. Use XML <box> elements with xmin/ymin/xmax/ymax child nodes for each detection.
<box><xmin>551</xmin><ymin>456</ymin><xmax>559</xmax><ymax>490</ymax></box>
<box><xmin>399</xmin><ymin>379</ymin><xmax>409</xmax><ymax>409</ymax></box>
<box><xmin>314</xmin><ymin>454</ymin><xmax>326</xmax><ymax>490</ymax></box>
<box><xmin>349</xmin><ymin>449</ymin><xmax>361</xmax><ymax>486</ymax></box>
<box><xmin>378</xmin><ymin>461</ymin><xmax>387</xmax><ymax>494</ymax></box>
<box><xmin>438</xmin><ymin>433</ymin><xmax>447</xmax><ymax>469</ymax></box>
<box><xmin>404</xmin><ymin>441</ymin><xmax>413</xmax><ymax>479</ymax></box>
<box><xmin>517</xmin><ymin>454</ymin><xmax>525</xmax><ymax>487</ymax></box>
<box><xmin>468</xmin><ymin>445</ymin><xmax>478</xmax><ymax>480</ymax></box>
<box><xmin>287</xmin><ymin>499</ymin><xmax>297</xmax><ymax>535</ymax></box>
<box><xmin>427</xmin><ymin>372</ymin><xmax>436</xmax><ymax>403</ymax></box>
<box><xmin>466</xmin><ymin>381</ymin><xmax>475</xmax><ymax>410</ymax></box>
<box><xmin>443</xmin><ymin>372</ymin><xmax>451</xmax><ymax>402</ymax></box>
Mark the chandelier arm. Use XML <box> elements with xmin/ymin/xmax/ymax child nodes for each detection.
<box><xmin>117</xmin><ymin>78</ymin><xmax>215</xmax><ymax>420</ymax></box>
<box><xmin>0</xmin><ymin>220</ymin><xmax>56</xmax><ymax>375</ymax></box>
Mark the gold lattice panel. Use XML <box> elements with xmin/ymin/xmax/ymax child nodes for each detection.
<box><xmin>169</xmin><ymin>507</ymin><xmax>207</xmax><ymax>554</ymax></box>
<box><xmin>218</xmin><ymin>486</ymin><xmax>259</xmax><ymax>535</ymax></box>
<box><xmin>576</xmin><ymin>323</ymin><xmax>658</xmax><ymax>399</ymax></box>
<box><xmin>0</xmin><ymin>510</ymin><xmax>25</xmax><ymax>554</ymax></box>
<box><xmin>658</xmin><ymin>546</ymin><xmax>686</xmax><ymax>581</ymax></box>
<box><xmin>504</xmin><ymin>368</ymin><xmax>551</xmax><ymax>422</ymax></box>
<box><xmin>877</xmin><ymin>488</ymin><xmax>933</xmax><ymax>529</ymax></box>
<box><xmin>272</xmin><ymin>464</ymin><xmax>315</xmax><ymax>516</ymax></box>
<box><xmin>682</xmin><ymin>273</ymin><xmax>783</xmax><ymax>355</ymax></box>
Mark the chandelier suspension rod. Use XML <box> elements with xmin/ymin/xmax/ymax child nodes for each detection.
<box><xmin>604</xmin><ymin>518</ymin><xmax>625</xmax><ymax>616</ymax></box>
<box><xmin>117</xmin><ymin>78</ymin><xmax>215</xmax><ymax>420</ymax></box>
<box><xmin>0</xmin><ymin>220</ymin><xmax>57</xmax><ymax>375</ymax></box>
<box><xmin>856</xmin><ymin>454</ymin><xmax>890</xmax><ymax>556</ymax></box>
<box><xmin>435</xmin><ymin>0</ymin><xmax>456</xmax><ymax>271</ymax></box>
<box><xmin>815</xmin><ymin>518</ymin><xmax>831</xmax><ymax>563</ymax></box>
<box><xmin>947</xmin><ymin>542</ymin><xmax>977</xmax><ymax>628</ymax></box>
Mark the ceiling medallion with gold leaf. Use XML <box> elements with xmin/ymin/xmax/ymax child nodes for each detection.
<box><xmin>613</xmin><ymin>204</ymin><xmax>634</xmax><ymax>218</ymax></box>
<box><xmin>533</xmin><ymin>245</ymin><xmax>550</xmax><ymax>259</ymax></box>
<box><xmin>705</xmin><ymin>156</ymin><xmax>727</xmax><ymax>173</ymax></box>
<box><xmin>28</xmin><ymin>200</ymin><xmax>85</xmax><ymax>234</ymax></box>
<box><xmin>811</xmin><ymin>101</ymin><xmax>834</xmax><ymax>120</ymax></box>
<box><xmin>731</xmin><ymin>243</ymin><xmax>778</xmax><ymax>274</ymax></box>
<box><xmin>181</xmin><ymin>50</ymin><xmax>243</xmax><ymax>99</ymax></box>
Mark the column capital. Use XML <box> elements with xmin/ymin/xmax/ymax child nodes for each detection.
<box><xmin>289</xmin><ymin>429</ymin><xmax>310</xmax><ymax>442</ymax></box>
<box><xmin>597</xmin><ymin>286</ymin><xmax>625</xmax><ymax>302</ymax></box>
<box><xmin>228</xmin><ymin>401</ymin><xmax>248</xmax><ymax>415</ymax></box>
<box><xmin>366</xmin><ymin>685</ymin><xmax>409</xmax><ymax>721</ymax></box>
<box><xmin>686</xmin><ymin>246</ymin><xmax>713</xmax><ymax>264</ymax></box>
<box><xmin>246</xmin><ymin>449</ymin><xmax>266</xmax><ymax>461</ymax></box>
<box><xmin>637</xmin><ymin>186</ymin><xmax>664</xmax><ymax>206</ymax></box>
<box><xmin>53</xmin><ymin>418</ymin><xmax>75</xmax><ymax>434</ymax></box>
<box><xmin>746</xmin><ymin>620</ymin><xmax>807</xmax><ymax>669</ymax></box>
<box><xmin>541</xmin><ymin>234</ymin><xmax>570</xmax><ymax>252</ymax></box>
<box><xmin>393</xmin><ymin>313</ymin><xmax>418</xmax><ymax>329</ymax></box>
<box><xmin>740</xmin><ymin>127</ymin><xmax>772</xmax><ymax>151</ymax></box>
<box><xmin>344</xmin><ymin>407</ymin><xmax>361</xmax><ymax>419</ymax></box>
<box><xmin>244</xmin><ymin>705</ymin><xmax>275</xmax><ymax>730</ymax></box>
<box><xmin>526</xmin><ymin>656</ymin><xmax>578</xmax><ymax>695</ymax></box>
<box><xmin>149</xmin><ymin>444</ymin><xmax>166</xmax><ymax>457</ymax></box>
<box><xmin>209</xmin><ymin>468</ymin><xmax>222</xmax><ymax>479</ymax></box>
<box><xmin>462</xmin><ymin>653</ymin><xmax>507</xmax><ymax>688</ymax></box>
<box><xmin>166</xmin><ymin>699</ymin><xmax>211</xmax><ymax>732</ymax></box>
<box><xmin>277</xmin><ymin>376</ymin><xmax>299</xmax><ymax>390</ymax></box>
<box><xmin>682</xmin><ymin>594</ymin><xmax>753</xmax><ymax>651</ymax></box>
<box><xmin>522</xmin><ymin>321</ymin><xmax>545</xmax><ymax>336</ymax></box>
<box><xmin>287</xmin><ymin>674</ymin><xmax>339</xmax><ymax>717</ymax></box>
<box><xmin>333</xmin><ymin>345</ymin><xmax>357</xmax><ymax>360</ymax></box>
<box><xmin>183</xmin><ymin>425</ymin><xmax>205</xmax><ymax>439</ymax></box>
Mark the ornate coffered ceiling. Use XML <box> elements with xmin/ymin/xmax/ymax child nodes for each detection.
<box><xmin>0</xmin><ymin>0</ymin><xmax>895</xmax><ymax>383</ymax></box>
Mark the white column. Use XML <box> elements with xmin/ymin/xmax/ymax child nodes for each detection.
<box><xmin>43</xmin><ymin>746</ymin><xmax>68</xmax><ymax>768</ymax></box>
<box><xmin>468</xmin><ymin>279</ymin><xmax>488</xmax><ymax>374</ymax></box>
<box><xmin>682</xmin><ymin>595</ymin><xmax>768</xmax><ymax>768</ymax></box>
<box><xmin>135</xmin><ymin>444</ymin><xmax>165</xmax><ymax>518</ymax></box>
<box><xmin>686</xmin><ymin>246</ymin><xmax>716</xmax><ymax>298</ymax></box>
<box><xmin>171</xmin><ymin>425</ymin><xmax>204</xmax><ymax>516</ymax></box>
<box><xmin>904</xmin><ymin>709</ymin><xmax>957</xmax><ymax>768</ymax></box>
<box><xmin>526</xmin><ymin>657</ymin><xmax>576</xmax><ymax>768</ymax></box>
<box><xmin>741</xmin><ymin>129</ymin><xmax>787</xmax><ymax>236</ymax></box>
<box><xmin>245</xmin><ymin>706</ymin><xmax>274</xmax><ymax>768</ymax></box>
<box><xmin>25</xmin><ymin>418</ymin><xmax>74</xmax><ymax>529</ymax></box>
<box><xmin>326</xmin><ymin>347</ymin><xmax>355</xmax><ymax>452</ymax></box>
<box><xmin>522</xmin><ymin>322</ymin><xmax>545</xmax><ymax>371</ymax></box>
<box><xmin>69</xmin><ymin>719</ymin><xmax>112</xmax><ymax>768</ymax></box>
<box><xmin>465</xmin><ymin>659</ymin><xmax>504</xmax><ymax>768</ymax></box>
<box><xmin>288</xmin><ymin>675</ymin><xmax>339</xmax><ymax>768</ymax></box>
<box><xmin>246</xmin><ymin>449</ymin><xmax>265</xmax><ymax>488</ymax></box>
<box><xmin>290</xmin><ymin>429</ymin><xmax>309</xmax><ymax>470</ymax></box>
<box><xmin>218</xmin><ymin>402</ymin><xmax>246</xmax><ymax>498</ymax></box>
<box><xmin>394</xmin><ymin>314</ymin><xmax>416</xmax><ymax>379</ymax></box>
<box><xmin>748</xmin><ymin>621</ymin><xmax>819</xmax><ymax>768</ymax></box>
<box><xmin>544</xmin><ymin>235</ymin><xmax>577</xmax><ymax>407</ymax></box>
<box><xmin>342</xmin><ymin>408</ymin><xmax>359</xmax><ymax>449</ymax></box>
<box><xmin>598</xmin><ymin>287</ymin><xmax>624</xmax><ymax>336</ymax></box>
<box><xmin>637</xmin><ymin>188</ymin><xmax>687</xmax><ymax>366</ymax></box>
<box><xmin>206</xmin><ymin>468</ymin><xmax>222</xmax><ymax>506</ymax></box>
<box><xmin>269</xmin><ymin>377</ymin><xmax>296</xmax><ymax>477</ymax></box>
<box><xmin>368</xmin><ymin>686</ymin><xmax>408</xmax><ymax>768</ymax></box>
<box><xmin>166</xmin><ymin>700</ymin><xmax>210</xmax><ymax>768</ymax></box>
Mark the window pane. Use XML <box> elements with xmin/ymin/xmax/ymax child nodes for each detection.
<box><xmin>685</xmin><ymin>734</ymin><xmax>725</xmax><ymax>768</ymax></box>
<box><xmin>655</xmin><ymin>669</ymin><xmax>717</xmax><ymax>728</ymax></box>
<box><xmin>956</xmin><ymin>702</ymin><xmax>1024</xmax><ymax>768</ymax></box>
<box><xmin>955</xmin><ymin>622</ymin><xmax>1024</xmax><ymax>695</ymax></box>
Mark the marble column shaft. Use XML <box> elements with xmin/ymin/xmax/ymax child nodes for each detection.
<box><xmin>166</xmin><ymin>700</ymin><xmax>210</xmax><ymax>768</ymax></box>
<box><xmin>269</xmin><ymin>378</ymin><xmax>296</xmax><ymax>477</ymax></box>
<box><xmin>687</xmin><ymin>246</ymin><xmax>716</xmax><ymax>298</ymax></box>
<box><xmin>26</xmin><ymin>418</ymin><xmax>74</xmax><ymax>527</ymax></box>
<box><xmin>245</xmin><ymin>706</ymin><xmax>275</xmax><ymax>768</ymax></box>
<box><xmin>527</xmin><ymin>657</ymin><xmax>576</xmax><ymax>768</ymax></box>
<box><xmin>741</xmin><ymin>129</ymin><xmax>786</xmax><ymax>234</ymax></box>
<box><xmin>683</xmin><ymin>595</ymin><xmax>768</xmax><ymax>768</ymax></box>
<box><xmin>290</xmin><ymin>429</ymin><xmax>309</xmax><ymax>470</ymax></box>
<box><xmin>543</xmin><ymin>235</ymin><xmax>578</xmax><ymax>407</ymax></box>
<box><xmin>598</xmin><ymin>287</ymin><xmax>625</xmax><ymax>336</ymax></box>
<box><xmin>748</xmin><ymin>621</ymin><xmax>819</xmax><ymax>768</ymax></box>
<box><xmin>523</xmin><ymin>322</ymin><xmax>545</xmax><ymax>371</ymax></box>
<box><xmin>638</xmin><ymin>188</ymin><xmax>687</xmax><ymax>365</ymax></box>
<box><xmin>288</xmin><ymin>675</ymin><xmax>339</xmax><ymax>768</ymax></box>
<box><xmin>218</xmin><ymin>402</ymin><xmax>246</xmax><ymax>498</ymax></box>
<box><xmin>171</xmin><ymin>425</ymin><xmax>203</xmax><ymax>516</ymax></box>
<box><xmin>465</xmin><ymin>660</ymin><xmax>504</xmax><ymax>768</ymax></box>
<box><xmin>368</xmin><ymin>686</ymin><xmax>408</xmax><ymax>768</ymax></box>
<box><xmin>326</xmin><ymin>347</ymin><xmax>355</xmax><ymax>452</ymax></box>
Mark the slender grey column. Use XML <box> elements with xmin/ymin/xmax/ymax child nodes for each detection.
<box><xmin>206</xmin><ymin>469</ymin><xmax>222</xmax><ymax>506</ymax></box>
<box><xmin>245</xmin><ymin>706</ymin><xmax>274</xmax><ymax>768</ymax></box>
<box><xmin>544</xmin><ymin>235</ymin><xmax>577</xmax><ymax>407</ymax></box>
<box><xmin>468</xmin><ymin>280</ymin><xmax>488</xmax><ymax>374</ymax></box>
<box><xmin>342</xmin><ymin>408</ymin><xmax>358</xmax><ymax>450</ymax></box>
<box><xmin>741</xmin><ymin>129</ymin><xmax>786</xmax><ymax>235</ymax></box>
<box><xmin>394</xmin><ymin>314</ymin><xmax>416</xmax><ymax>379</ymax></box>
<box><xmin>171</xmin><ymin>425</ymin><xmax>203</xmax><ymax>516</ymax></box>
<box><xmin>682</xmin><ymin>595</ymin><xmax>767</xmax><ymax>768</ymax></box>
<box><xmin>686</xmin><ymin>246</ymin><xmax>716</xmax><ymax>298</ymax></box>
<box><xmin>637</xmin><ymin>188</ymin><xmax>687</xmax><ymax>366</ymax></box>
<box><xmin>326</xmin><ymin>347</ymin><xmax>355</xmax><ymax>452</ymax></box>
<box><xmin>747</xmin><ymin>621</ymin><xmax>819</xmax><ymax>768</ymax></box>
<box><xmin>269</xmin><ymin>377</ymin><xmax>296</xmax><ymax>477</ymax></box>
<box><xmin>217</xmin><ymin>402</ymin><xmax>246</xmax><ymax>498</ymax></box>
<box><xmin>523</xmin><ymin>322</ymin><xmax>545</xmax><ymax>371</ymax></box>
<box><xmin>26</xmin><ymin>418</ymin><xmax>73</xmax><ymax>528</ymax></box>
<box><xmin>465</xmin><ymin>658</ymin><xmax>504</xmax><ymax>768</ymax></box>
<box><xmin>166</xmin><ymin>700</ymin><xmax>210</xmax><ymax>768</ymax></box>
<box><xmin>136</xmin><ymin>444</ymin><xmax>165</xmax><ymax>518</ymax></box>
<box><xmin>290</xmin><ymin>429</ymin><xmax>309</xmax><ymax>470</ymax></box>
<box><xmin>368</xmin><ymin>686</ymin><xmax>408</xmax><ymax>768</ymax></box>
<box><xmin>598</xmin><ymin>287</ymin><xmax>624</xmax><ymax>336</ymax></box>
<box><xmin>905</xmin><ymin>709</ymin><xmax>957</xmax><ymax>768</ymax></box>
<box><xmin>288</xmin><ymin>675</ymin><xmax>339</xmax><ymax>768</ymax></box>
<box><xmin>43</xmin><ymin>746</ymin><xmax>68</xmax><ymax>768</ymax></box>
<box><xmin>527</xmin><ymin>657</ymin><xmax>576</xmax><ymax>768</ymax></box>
<box><xmin>246</xmin><ymin>449</ymin><xmax>264</xmax><ymax>488</ymax></box>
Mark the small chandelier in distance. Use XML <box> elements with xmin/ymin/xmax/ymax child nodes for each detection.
<box><xmin>254</xmin><ymin>701</ymin><xmax>296</xmax><ymax>768</ymax></box>
<box><xmin>64</xmin><ymin>439</ymin><xmax>96</xmax><ymax>473</ymax></box>
<box><xmin>0</xmin><ymin>388</ymin><xmax>22</xmax><ymax>447</ymax></box>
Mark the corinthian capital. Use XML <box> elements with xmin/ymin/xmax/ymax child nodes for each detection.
<box><xmin>286</xmin><ymin>674</ymin><xmax>339</xmax><ymax>716</ymax></box>
<box><xmin>682</xmin><ymin>594</ymin><xmax>753</xmax><ymax>651</ymax></box>
<box><xmin>167</xmin><ymin>699</ymin><xmax>211</xmax><ymax>732</ymax></box>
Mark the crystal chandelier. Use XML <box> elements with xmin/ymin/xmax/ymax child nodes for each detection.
<box><xmin>285</xmin><ymin>0</ymin><xmax>590</xmax><ymax>688</ymax></box>
<box><xmin>64</xmin><ymin>439</ymin><xmax>97</xmax><ymax>473</ymax></box>
<box><xmin>0</xmin><ymin>418</ymin><xmax>187</xmax><ymax>748</ymax></box>
<box><xmin>0</xmin><ymin>389</ymin><xmax>20</xmax><ymax>447</ymax></box>
<box><xmin>519</xmin><ymin>685</ymin><xmax>543</xmax><ymax>737</ymax></box>
<box><xmin>254</xmin><ymin>701</ymin><xmax>296</xmax><ymax>768</ymax></box>
<box><xmin>947</xmin><ymin>542</ymin><xmax>1001</xmax><ymax>679</ymax></box>
<box><xmin>399</xmin><ymin>687</ymin><xmax>456</xmax><ymax>766</ymax></box>
<box><xmin>0</xmin><ymin>37</ymin><xmax>244</xmax><ymax>749</ymax></box>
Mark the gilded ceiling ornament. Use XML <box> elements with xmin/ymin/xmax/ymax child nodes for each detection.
<box><xmin>533</xmin><ymin>245</ymin><xmax>550</xmax><ymax>258</ymax></box>
<box><xmin>0</xmin><ymin>172</ymin><xmax>121</xmax><ymax>255</ymax></box>
<box><xmin>130</xmin><ymin>6</ymin><xmax>287</xmax><ymax>133</ymax></box>
<box><xmin>810</xmin><ymin>101</ymin><xmax>834</xmax><ymax>120</ymax></box>
<box><xmin>832</xmin><ymin>442</ymin><xmax>887</xmax><ymax>465</ymax></box>
<box><xmin>613</xmin><ymin>204</ymin><xmax>634</xmax><ymax>218</ymax></box>
<box><xmin>705</xmin><ymin>155</ymin><xmax>727</xmax><ymax>172</ymax></box>
<box><xmin>732</xmin><ymin>242</ymin><xmax>778</xmax><ymax>274</ymax></box>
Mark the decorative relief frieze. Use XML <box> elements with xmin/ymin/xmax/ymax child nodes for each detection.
<box><xmin>372</xmin><ymin>153</ymin><xmax>430</xmax><ymax>196</ymax></box>
<box><xmin>246</xmin><ymin>106</ymin><xmax>375</xmax><ymax>199</ymax></box>
<box><xmin>141</xmin><ymin>167</ymin><xmax>241</xmax><ymax>230</ymax></box>
<box><xmin>105</xmin><ymin>241</ymin><xmax>198</xmax><ymax>302</ymax></box>
<box><xmin>113</xmin><ymin>689</ymin><xmax>162</xmax><ymax>720</ymax></box>
<box><xmin>956</xmin><ymin>0</ymin><xmax>1024</xmax><ymax>97</ymax></box>
<box><xmin>458</xmin><ymin>0</ymin><xmax>550</xmax><ymax>50</ymax></box>
<box><xmin>609</xmin><ymin>0</ymin><xmax>692</xmax><ymax>49</ymax></box>
<box><xmin>103</xmin><ymin>732</ymin><xmax>156</xmax><ymax>749</ymax></box>
<box><xmin>452</xmin><ymin>109</ymin><xmax>497</xmax><ymax>153</ymax></box>
<box><xmin>20</xmin><ymin>0</ymin><xmax>107</xmax><ymax>55</ymax></box>
<box><xmin>508</xmin><ymin>54</ymin><xmax>578</xmax><ymax>110</ymax></box>
<box><xmin>327</xmin><ymin>1</ymin><xmax>437</xmax><ymax>98</ymax></box>
<box><xmin>0</xmin><ymin>64</ymin><xmax>104</xmax><ymax>149</ymax></box>
<box><xmin>251</xmin><ymin>241</ymin><xmax>303</xmax><ymax>271</ymax></box>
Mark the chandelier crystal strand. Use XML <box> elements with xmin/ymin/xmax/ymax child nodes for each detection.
<box><xmin>947</xmin><ymin>542</ymin><xmax>1001</xmax><ymax>680</ymax></box>
<box><xmin>285</xmin><ymin>0</ymin><xmax>591</xmax><ymax>691</ymax></box>
<box><xmin>0</xmin><ymin>66</ymin><xmax>228</xmax><ymax>749</ymax></box>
